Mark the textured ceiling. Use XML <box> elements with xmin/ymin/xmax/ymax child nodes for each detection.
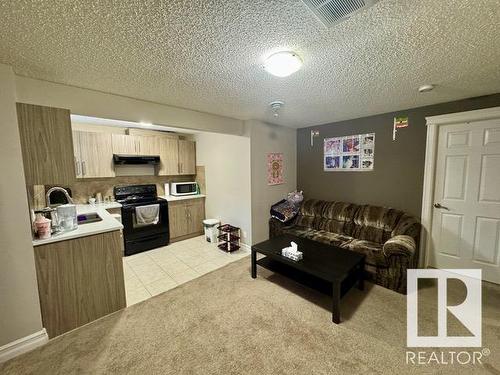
<box><xmin>0</xmin><ymin>0</ymin><xmax>499</xmax><ymax>128</ymax></box>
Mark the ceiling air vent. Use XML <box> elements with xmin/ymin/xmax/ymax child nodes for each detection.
<box><xmin>301</xmin><ymin>0</ymin><xmax>380</xmax><ymax>28</ymax></box>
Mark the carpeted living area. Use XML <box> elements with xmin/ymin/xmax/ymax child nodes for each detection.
<box><xmin>1</xmin><ymin>257</ymin><xmax>499</xmax><ymax>374</ymax></box>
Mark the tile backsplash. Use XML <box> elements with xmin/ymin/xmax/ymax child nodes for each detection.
<box><xmin>30</xmin><ymin>174</ymin><xmax>198</xmax><ymax>209</ymax></box>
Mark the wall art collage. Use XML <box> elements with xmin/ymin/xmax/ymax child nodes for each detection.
<box><xmin>324</xmin><ymin>133</ymin><xmax>375</xmax><ymax>171</ymax></box>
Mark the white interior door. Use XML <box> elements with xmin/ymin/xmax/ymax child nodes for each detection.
<box><xmin>430</xmin><ymin>119</ymin><xmax>500</xmax><ymax>283</ymax></box>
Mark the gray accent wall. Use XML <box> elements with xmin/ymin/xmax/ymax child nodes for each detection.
<box><xmin>297</xmin><ymin>94</ymin><xmax>500</xmax><ymax>218</ymax></box>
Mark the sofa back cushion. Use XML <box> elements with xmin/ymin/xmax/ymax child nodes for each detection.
<box><xmin>295</xmin><ymin>199</ymin><xmax>326</xmax><ymax>229</ymax></box>
<box><xmin>351</xmin><ymin>205</ymin><xmax>404</xmax><ymax>243</ymax></box>
<box><xmin>294</xmin><ymin>199</ymin><xmax>420</xmax><ymax>245</ymax></box>
<box><xmin>317</xmin><ymin>201</ymin><xmax>360</xmax><ymax>235</ymax></box>
<box><xmin>295</xmin><ymin>199</ymin><xmax>359</xmax><ymax>235</ymax></box>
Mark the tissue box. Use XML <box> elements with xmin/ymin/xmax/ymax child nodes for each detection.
<box><xmin>281</xmin><ymin>247</ymin><xmax>303</xmax><ymax>261</ymax></box>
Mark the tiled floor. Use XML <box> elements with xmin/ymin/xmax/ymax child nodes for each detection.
<box><xmin>123</xmin><ymin>235</ymin><xmax>250</xmax><ymax>306</ymax></box>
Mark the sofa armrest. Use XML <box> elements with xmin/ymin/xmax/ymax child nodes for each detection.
<box><xmin>269</xmin><ymin>217</ymin><xmax>288</xmax><ymax>238</ymax></box>
<box><xmin>383</xmin><ymin>235</ymin><xmax>416</xmax><ymax>259</ymax></box>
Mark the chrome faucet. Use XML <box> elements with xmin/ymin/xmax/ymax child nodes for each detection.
<box><xmin>46</xmin><ymin>187</ymin><xmax>74</xmax><ymax>207</ymax></box>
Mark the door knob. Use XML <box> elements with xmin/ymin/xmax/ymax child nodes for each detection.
<box><xmin>434</xmin><ymin>203</ymin><xmax>449</xmax><ymax>210</ymax></box>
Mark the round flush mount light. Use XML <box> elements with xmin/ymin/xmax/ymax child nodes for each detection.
<box><xmin>418</xmin><ymin>84</ymin><xmax>435</xmax><ymax>93</ymax></box>
<box><xmin>263</xmin><ymin>51</ymin><xmax>303</xmax><ymax>77</ymax></box>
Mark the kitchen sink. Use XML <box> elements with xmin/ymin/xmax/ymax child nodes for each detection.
<box><xmin>77</xmin><ymin>212</ymin><xmax>102</xmax><ymax>224</ymax></box>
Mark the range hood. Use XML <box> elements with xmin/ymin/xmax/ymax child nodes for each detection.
<box><xmin>113</xmin><ymin>154</ymin><xmax>160</xmax><ymax>165</ymax></box>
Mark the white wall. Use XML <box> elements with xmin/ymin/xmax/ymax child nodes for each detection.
<box><xmin>245</xmin><ymin>120</ymin><xmax>297</xmax><ymax>244</ymax></box>
<box><xmin>0</xmin><ymin>64</ymin><xmax>44</xmax><ymax>347</ymax></box>
<box><xmin>15</xmin><ymin>76</ymin><xmax>245</xmax><ymax>136</ymax></box>
<box><xmin>195</xmin><ymin>132</ymin><xmax>252</xmax><ymax>245</ymax></box>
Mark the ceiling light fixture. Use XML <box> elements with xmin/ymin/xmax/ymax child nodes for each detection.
<box><xmin>269</xmin><ymin>101</ymin><xmax>285</xmax><ymax>117</ymax></box>
<box><xmin>263</xmin><ymin>51</ymin><xmax>303</xmax><ymax>77</ymax></box>
<box><xmin>418</xmin><ymin>84</ymin><xmax>435</xmax><ymax>93</ymax></box>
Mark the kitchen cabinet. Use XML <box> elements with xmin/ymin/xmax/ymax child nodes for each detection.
<box><xmin>34</xmin><ymin>230</ymin><xmax>126</xmax><ymax>338</ymax></box>
<box><xmin>112</xmin><ymin>134</ymin><xmax>140</xmax><ymax>155</ymax></box>
<box><xmin>168</xmin><ymin>197</ymin><xmax>205</xmax><ymax>241</ymax></box>
<box><xmin>158</xmin><ymin>137</ymin><xmax>179</xmax><ymax>175</ymax></box>
<box><xmin>73</xmin><ymin>131</ymin><xmax>115</xmax><ymax>178</ymax></box>
<box><xmin>138</xmin><ymin>136</ymin><xmax>160</xmax><ymax>155</ymax></box>
<box><xmin>16</xmin><ymin>103</ymin><xmax>76</xmax><ymax>185</ymax></box>
<box><xmin>112</xmin><ymin>134</ymin><xmax>160</xmax><ymax>156</ymax></box>
<box><xmin>178</xmin><ymin>140</ymin><xmax>196</xmax><ymax>175</ymax></box>
<box><xmin>111</xmin><ymin>134</ymin><xmax>196</xmax><ymax>175</ymax></box>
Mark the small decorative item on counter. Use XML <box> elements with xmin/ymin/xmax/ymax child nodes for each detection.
<box><xmin>56</xmin><ymin>204</ymin><xmax>78</xmax><ymax>232</ymax></box>
<box><xmin>96</xmin><ymin>192</ymin><xmax>103</xmax><ymax>204</ymax></box>
<box><xmin>89</xmin><ymin>197</ymin><xmax>96</xmax><ymax>205</ymax></box>
<box><xmin>217</xmin><ymin>224</ymin><xmax>240</xmax><ymax>252</ymax></box>
<box><xmin>281</xmin><ymin>241</ymin><xmax>303</xmax><ymax>261</ymax></box>
<box><xmin>34</xmin><ymin>214</ymin><xmax>51</xmax><ymax>239</ymax></box>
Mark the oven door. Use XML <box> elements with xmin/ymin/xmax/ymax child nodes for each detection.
<box><xmin>121</xmin><ymin>200</ymin><xmax>169</xmax><ymax>254</ymax></box>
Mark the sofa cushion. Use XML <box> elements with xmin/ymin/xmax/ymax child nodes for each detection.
<box><xmin>317</xmin><ymin>201</ymin><xmax>360</xmax><ymax>235</ymax></box>
<box><xmin>283</xmin><ymin>226</ymin><xmax>387</xmax><ymax>267</ymax></box>
<box><xmin>294</xmin><ymin>199</ymin><xmax>327</xmax><ymax>229</ymax></box>
<box><xmin>351</xmin><ymin>205</ymin><xmax>404</xmax><ymax>243</ymax></box>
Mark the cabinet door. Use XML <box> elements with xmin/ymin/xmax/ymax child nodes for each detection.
<box><xmin>168</xmin><ymin>202</ymin><xmax>189</xmax><ymax>239</ymax></box>
<box><xmin>112</xmin><ymin>134</ymin><xmax>139</xmax><ymax>155</ymax></box>
<box><xmin>72</xmin><ymin>131</ymin><xmax>82</xmax><ymax>178</ymax></box>
<box><xmin>78</xmin><ymin>131</ymin><xmax>115</xmax><ymax>178</ymax></box>
<box><xmin>186</xmin><ymin>199</ymin><xmax>205</xmax><ymax>234</ymax></box>
<box><xmin>137</xmin><ymin>136</ymin><xmax>160</xmax><ymax>156</ymax></box>
<box><xmin>16</xmin><ymin>103</ymin><xmax>76</xmax><ymax>185</ymax></box>
<box><xmin>178</xmin><ymin>140</ymin><xmax>196</xmax><ymax>175</ymax></box>
<box><xmin>34</xmin><ymin>231</ymin><xmax>126</xmax><ymax>338</ymax></box>
<box><xmin>158</xmin><ymin>137</ymin><xmax>179</xmax><ymax>176</ymax></box>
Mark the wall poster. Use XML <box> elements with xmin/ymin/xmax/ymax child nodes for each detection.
<box><xmin>324</xmin><ymin>133</ymin><xmax>375</xmax><ymax>171</ymax></box>
<box><xmin>267</xmin><ymin>152</ymin><xmax>284</xmax><ymax>185</ymax></box>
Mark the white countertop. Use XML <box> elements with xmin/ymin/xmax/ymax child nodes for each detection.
<box><xmin>32</xmin><ymin>204</ymin><xmax>123</xmax><ymax>247</ymax></box>
<box><xmin>159</xmin><ymin>194</ymin><xmax>206</xmax><ymax>201</ymax></box>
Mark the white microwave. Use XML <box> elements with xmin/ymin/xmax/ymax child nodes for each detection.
<box><xmin>170</xmin><ymin>182</ymin><xmax>198</xmax><ymax>196</ymax></box>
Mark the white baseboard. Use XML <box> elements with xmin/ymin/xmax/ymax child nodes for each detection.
<box><xmin>0</xmin><ymin>328</ymin><xmax>48</xmax><ymax>363</ymax></box>
<box><xmin>240</xmin><ymin>243</ymin><xmax>251</xmax><ymax>252</ymax></box>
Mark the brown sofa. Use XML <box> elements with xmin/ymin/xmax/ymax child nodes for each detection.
<box><xmin>269</xmin><ymin>199</ymin><xmax>421</xmax><ymax>294</ymax></box>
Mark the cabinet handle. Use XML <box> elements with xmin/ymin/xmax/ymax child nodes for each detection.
<box><xmin>74</xmin><ymin>157</ymin><xmax>81</xmax><ymax>176</ymax></box>
<box><xmin>82</xmin><ymin>161</ymin><xmax>86</xmax><ymax>176</ymax></box>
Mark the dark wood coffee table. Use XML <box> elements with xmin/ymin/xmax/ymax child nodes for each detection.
<box><xmin>251</xmin><ymin>234</ymin><xmax>365</xmax><ymax>323</ymax></box>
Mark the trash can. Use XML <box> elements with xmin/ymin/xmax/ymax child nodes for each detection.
<box><xmin>203</xmin><ymin>219</ymin><xmax>220</xmax><ymax>243</ymax></box>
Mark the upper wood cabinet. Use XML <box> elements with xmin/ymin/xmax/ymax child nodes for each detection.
<box><xmin>16</xmin><ymin>103</ymin><xmax>76</xmax><ymax>185</ymax></box>
<box><xmin>111</xmin><ymin>133</ymin><xmax>196</xmax><ymax>176</ymax></box>
<box><xmin>73</xmin><ymin>131</ymin><xmax>114</xmax><ymax>178</ymax></box>
<box><xmin>158</xmin><ymin>137</ymin><xmax>179</xmax><ymax>176</ymax></box>
<box><xmin>112</xmin><ymin>134</ymin><xmax>140</xmax><ymax>155</ymax></box>
<box><xmin>178</xmin><ymin>140</ymin><xmax>196</xmax><ymax>175</ymax></box>
<box><xmin>138</xmin><ymin>136</ymin><xmax>160</xmax><ymax>155</ymax></box>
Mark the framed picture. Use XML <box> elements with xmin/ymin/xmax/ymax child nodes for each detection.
<box><xmin>324</xmin><ymin>133</ymin><xmax>375</xmax><ymax>171</ymax></box>
<box><xmin>267</xmin><ymin>153</ymin><xmax>284</xmax><ymax>185</ymax></box>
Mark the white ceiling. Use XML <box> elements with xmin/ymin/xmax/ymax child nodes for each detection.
<box><xmin>1</xmin><ymin>0</ymin><xmax>499</xmax><ymax>128</ymax></box>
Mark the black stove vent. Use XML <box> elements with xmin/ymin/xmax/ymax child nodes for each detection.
<box><xmin>113</xmin><ymin>154</ymin><xmax>160</xmax><ymax>165</ymax></box>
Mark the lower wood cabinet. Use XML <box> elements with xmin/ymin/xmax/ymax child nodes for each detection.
<box><xmin>168</xmin><ymin>198</ymin><xmax>205</xmax><ymax>241</ymax></box>
<box><xmin>34</xmin><ymin>231</ymin><xmax>126</xmax><ymax>338</ymax></box>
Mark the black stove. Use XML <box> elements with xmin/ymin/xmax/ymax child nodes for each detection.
<box><xmin>114</xmin><ymin>184</ymin><xmax>169</xmax><ymax>256</ymax></box>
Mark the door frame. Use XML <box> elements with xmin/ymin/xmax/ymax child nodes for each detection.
<box><xmin>420</xmin><ymin>106</ymin><xmax>500</xmax><ymax>268</ymax></box>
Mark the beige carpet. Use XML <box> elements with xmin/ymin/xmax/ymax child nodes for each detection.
<box><xmin>1</xmin><ymin>257</ymin><xmax>499</xmax><ymax>375</ymax></box>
